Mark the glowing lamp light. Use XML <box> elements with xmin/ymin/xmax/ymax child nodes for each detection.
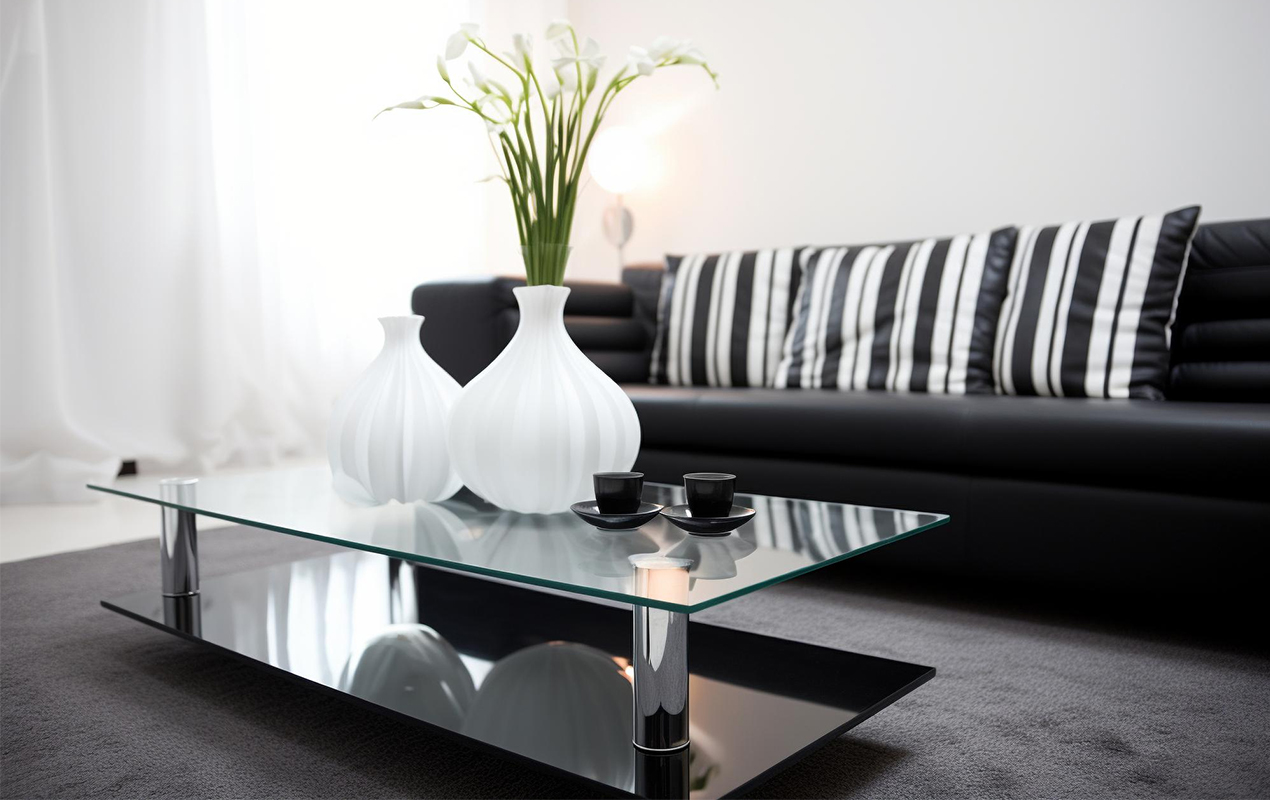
<box><xmin>588</xmin><ymin>126</ymin><xmax>653</xmax><ymax>195</ymax></box>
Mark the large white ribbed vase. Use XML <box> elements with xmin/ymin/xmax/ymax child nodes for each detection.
<box><xmin>327</xmin><ymin>315</ymin><xmax>462</xmax><ymax>504</ymax></box>
<box><xmin>447</xmin><ymin>285</ymin><xmax>640</xmax><ymax>514</ymax></box>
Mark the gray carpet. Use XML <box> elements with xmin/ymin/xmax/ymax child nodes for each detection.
<box><xmin>2</xmin><ymin>527</ymin><xmax>1268</xmax><ymax>799</ymax></box>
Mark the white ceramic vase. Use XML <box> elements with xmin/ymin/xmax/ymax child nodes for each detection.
<box><xmin>327</xmin><ymin>315</ymin><xmax>462</xmax><ymax>504</ymax></box>
<box><xmin>446</xmin><ymin>285</ymin><xmax>641</xmax><ymax>514</ymax></box>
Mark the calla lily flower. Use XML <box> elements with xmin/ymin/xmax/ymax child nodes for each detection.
<box><xmin>374</xmin><ymin>95</ymin><xmax>453</xmax><ymax>118</ymax></box>
<box><xmin>676</xmin><ymin>48</ymin><xmax>708</xmax><ymax>66</ymax></box>
<box><xmin>375</xmin><ymin>21</ymin><xmax>716</xmax><ymax>287</ymax></box>
<box><xmin>468</xmin><ymin>61</ymin><xmax>491</xmax><ymax>93</ymax></box>
<box><xmin>445</xmin><ymin>22</ymin><xmax>479</xmax><ymax>60</ymax></box>
<box><xmin>541</xmin><ymin>73</ymin><xmax>562</xmax><ymax>101</ymax></box>
<box><xmin>475</xmin><ymin>90</ymin><xmax>513</xmax><ymax>118</ymax></box>
<box><xmin>647</xmin><ymin>36</ymin><xmax>688</xmax><ymax>60</ymax></box>
<box><xmin>628</xmin><ymin>46</ymin><xmax>656</xmax><ymax>76</ymax></box>
<box><xmin>553</xmin><ymin>36</ymin><xmax>605</xmax><ymax>72</ymax></box>
<box><xmin>511</xmin><ymin>33</ymin><xmax>532</xmax><ymax>69</ymax></box>
<box><xmin>555</xmin><ymin>64</ymin><xmax>578</xmax><ymax>92</ymax></box>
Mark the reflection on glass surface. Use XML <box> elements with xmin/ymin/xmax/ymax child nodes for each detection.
<box><xmin>90</xmin><ymin>466</ymin><xmax>948</xmax><ymax>612</ymax></box>
<box><xmin>577</xmin><ymin>529</ymin><xmax>661</xmax><ymax>577</ymax></box>
<box><xmin>338</xmin><ymin>624</ymin><xmax>475</xmax><ymax>729</ymax></box>
<box><xmin>108</xmin><ymin>548</ymin><xmax>917</xmax><ymax>799</ymax></box>
<box><xmin>463</xmin><ymin>642</ymin><xmax>635</xmax><ymax>787</ymax></box>
<box><xmin>665</xmin><ymin>535</ymin><xmax>757</xmax><ymax>582</ymax></box>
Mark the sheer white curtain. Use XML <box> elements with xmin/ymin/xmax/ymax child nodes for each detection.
<box><xmin>1</xmin><ymin>0</ymin><xmax>507</xmax><ymax>503</ymax></box>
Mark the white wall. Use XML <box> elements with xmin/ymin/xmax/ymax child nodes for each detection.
<box><xmin>559</xmin><ymin>0</ymin><xmax>1270</xmax><ymax>282</ymax></box>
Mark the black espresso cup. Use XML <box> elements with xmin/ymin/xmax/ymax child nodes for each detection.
<box><xmin>593</xmin><ymin>472</ymin><xmax>644</xmax><ymax>514</ymax></box>
<box><xmin>683</xmin><ymin>473</ymin><xmax>736</xmax><ymax>517</ymax></box>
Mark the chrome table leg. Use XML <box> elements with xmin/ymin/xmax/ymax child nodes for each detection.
<box><xmin>159</xmin><ymin>477</ymin><xmax>199</xmax><ymax>597</ymax></box>
<box><xmin>631</xmin><ymin>556</ymin><xmax>691</xmax><ymax>753</ymax></box>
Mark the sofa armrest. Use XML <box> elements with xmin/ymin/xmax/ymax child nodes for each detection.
<box><xmin>411</xmin><ymin>276</ymin><xmax>653</xmax><ymax>385</ymax></box>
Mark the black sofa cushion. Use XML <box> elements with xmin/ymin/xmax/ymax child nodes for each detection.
<box><xmin>776</xmin><ymin>227</ymin><xmax>1017</xmax><ymax>394</ymax></box>
<box><xmin>994</xmin><ymin>206</ymin><xmax>1202</xmax><ymax>400</ymax></box>
<box><xmin>625</xmin><ymin>384</ymin><xmax>1270</xmax><ymax>502</ymax></box>
<box><xmin>1170</xmin><ymin>218</ymin><xmax>1270</xmax><ymax>401</ymax></box>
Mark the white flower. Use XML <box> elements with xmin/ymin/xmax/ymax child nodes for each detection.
<box><xmin>675</xmin><ymin>48</ymin><xmax>708</xmax><ymax>66</ymax></box>
<box><xmin>475</xmin><ymin>89</ymin><xmax>513</xmax><ymax>118</ymax></box>
<box><xmin>553</xmin><ymin>36</ymin><xmax>605</xmax><ymax>71</ymax></box>
<box><xmin>468</xmin><ymin>61</ymin><xmax>491</xmax><ymax>93</ymax></box>
<box><xmin>445</xmin><ymin>22</ymin><xmax>479</xmax><ymax>60</ymax></box>
<box><xmin>627</xmin><ymin>46</ymin><xmax>656</xmax><ymax>76</ymax></box>
<box><xmin>545</xmin><ymin>19</ymin><xmax>571</xmax><ymax>40</ymax></box>
<box><xmin>511</xmin><ymin>33</ymin><xmax>532</xmax><ymax>68</ymax></box>
<box><xmin>555</xmin><ymin>63</ymin><xmax>578</xmax><ymax>92</ymax></box>
<box><xmin>647</xmin><ymin>35</ymin><xmax>688</xmax><ymax>60</ymax></box>
<box><xmin>474</xmin><ymin>92</ymin><xmax>511</xmax><ymax>133</ymax></box>
<box><xmin>540</xmin><ymin>73</ymin><xmax>561</xmax><ymax>101</ymax></box>
<box><xmin>375</xmin><ymin>95</ymin><xmax>452</xmax><ymax>118</ymax></box>
<box><xmin>436</xmin><ymin>55</ymin><xmax>451</xmax><ymax>83</ymax></box>
<box><xmin>490</xmin><ymin>77</ymin><xmax>519</xmax><ymax>103</ymax></box>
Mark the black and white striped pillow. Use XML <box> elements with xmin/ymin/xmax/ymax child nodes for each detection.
<box><xmin>650</xmin><ymin>248</ymin><xmax>805</xmax><ymax>387</ymax></box>
<box><xmin>993</xmin><ymin>206</ymin><xmax>1201</xmax><ymax>399</ymax></box>
<box><xmin>775</xmin><ymin>228</ymin><xmax>1017</xmax><ymax>393</ymax></box>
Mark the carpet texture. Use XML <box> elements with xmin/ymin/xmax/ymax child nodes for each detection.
<box><xmin>2</xmin><ymin>526</ymin><xmax>1268</xmax><ymax>799</ymax></box>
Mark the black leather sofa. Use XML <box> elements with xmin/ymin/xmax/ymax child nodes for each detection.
<box><xmin>413</xmin><ymin>219</ymin><xmax>1270</xmax><ymax>602</ymax></box>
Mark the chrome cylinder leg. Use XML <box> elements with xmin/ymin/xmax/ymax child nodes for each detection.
<box><xmin>162</xmin><ymin>595</ymin><xmax>202</xmax><ymax>636</ymax></box>
<box><xmin>634</xmin><ymin>747</ymin><xmax>690</xmax><ymax>799</ymax></box>
<box><xmin>159</xmin><ymin>477</ymin><xmax>199</xmax><ymax>596</ymax></box>
<box><xmin>631</xmin><ymin>556</ymin><xmax>691</xmax><ymax>753</ymax></box>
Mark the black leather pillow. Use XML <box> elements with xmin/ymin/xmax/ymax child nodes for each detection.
<box><xmin>776</xmin><ymin>228</ymin><xmax>1018</xmax><ymax>393</ymax></box>
<box><xmin>993</xmin><ymin>206</ymin><xmax>1201</xmax><ymax>399</ymax></box>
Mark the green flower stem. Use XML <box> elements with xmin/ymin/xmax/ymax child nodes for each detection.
<box><xmin>382</xmin><ymin>26</ymin><xmax>716</xmax><ymax>285</ymax></box>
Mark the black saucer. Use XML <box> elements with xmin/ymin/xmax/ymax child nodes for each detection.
<box><xmin>570</xmin><ymin>501</ymin><xmax>664</xmax><ymax>531</ymax></box>
<box><xmin>661</xmin><ymin>504</ymin><xmax>756</xmax><ymax>536</ymax></box>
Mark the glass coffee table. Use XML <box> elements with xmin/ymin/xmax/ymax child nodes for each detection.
<box><xmin>91</xmin><ymin>466</ymin><xmax>947</xmax><ymax>798</ymax></box>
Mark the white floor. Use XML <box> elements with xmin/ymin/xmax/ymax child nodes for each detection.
<box><xmin>0</xmin><ymin>457</ymin><xmax>325</xmax><ymax>565</ymax></box>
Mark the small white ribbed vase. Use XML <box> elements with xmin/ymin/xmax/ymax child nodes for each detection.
<box><xmin>447</xmin><ymin>285</ymin><xmax>641</xmax><ymax>514</ymax></box>
<box><xmin>327</xmin><ymin>315</ymin><xmax>462</xmax><ymax>504</ymax></box>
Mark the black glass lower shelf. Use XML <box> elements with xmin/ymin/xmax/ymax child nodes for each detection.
<box><xmin>102</xmin><ymin>548</ymin><xmax>933</xmax><ymax>798</ymax></box>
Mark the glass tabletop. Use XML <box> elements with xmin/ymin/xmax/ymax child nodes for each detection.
<box><xmin>89</xmin><ymin>466</ymin><xmax>948</xmax><ymax>613</ymax></box>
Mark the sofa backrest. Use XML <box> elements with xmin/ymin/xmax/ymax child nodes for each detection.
<box><xmin>620</xmin><ymin>218</ymin><xmax>1270</xmax><ymax>402</ymax></box>
<box><xmin>411</xmin><ymin>275</ymin><xmax>652</xmax><ymax>386</ymax></box>
<box><xmin>1169</xmin><ymin>218</ymin><xmax>1270</xmax><ymax>402</ymax></box>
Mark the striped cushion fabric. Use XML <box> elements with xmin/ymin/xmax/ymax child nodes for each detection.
<box><xmin>993</xmin><ymin>206</ymin><xmax>1201</xmax><ymax>399</ymax></box>
<box><xmin>775</xmin><ymin>228</ymin><xmax>1018</xmax><ymax>393</ymax></box>
<box><xmin>650</xmin><ymin>248</ymin><xmax>805</xmax><ymax>387</ymax></box>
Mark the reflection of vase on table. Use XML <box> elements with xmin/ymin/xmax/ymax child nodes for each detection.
<box><xmin>337</xmin><ymin>624</ymin><xmax>475</xmax><ymax>729</ymax></box>
<box><xmin>462</xmin><ymin>642</ymin><xmax>634</xmax><ymax>787</ymax></box>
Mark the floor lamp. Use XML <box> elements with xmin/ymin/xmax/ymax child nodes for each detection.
<box><xmin>588</xmin><ymin>127</ymin><xmax>652</xmax><ymax>269</ymax></box>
